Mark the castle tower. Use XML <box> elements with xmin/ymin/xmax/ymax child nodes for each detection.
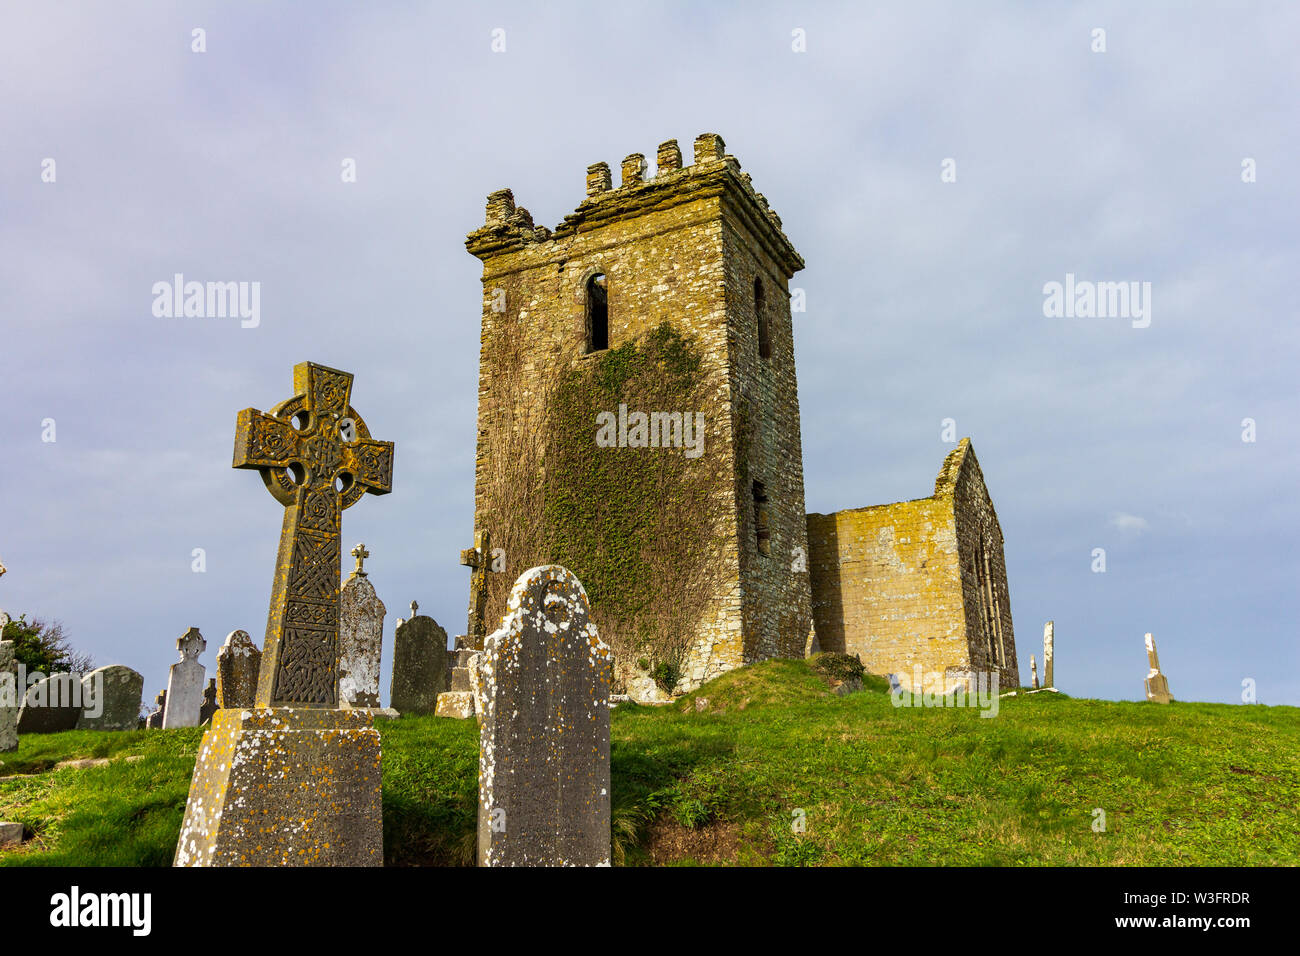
<box><xmin>465</xmin><ymin>133</ymin><xmax>812</xmax><ymax>693</ymax></box>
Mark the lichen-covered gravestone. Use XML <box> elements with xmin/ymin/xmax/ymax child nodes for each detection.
<box><xmin>145</xmin><ymin>690</ymin><xmax>166</xmax><ymax>729</ymax></box>
<box><xmin>477</xmin><ymin>565</ymin><xmax>613</xmax><ymax>867</ymax></box>
<box><xmin>215</xmin><ymin>630</ymin><xmax>260</xmax><ymax>708</ymax></box>
<box><xmin>175</xmin><ymin>361</ymin><xmax>392</xmax><ymax>867</ymax></box>
<box><xmin>0</xmin><ymin>640</ymin><xmax>18</xmax><ymax>752</ymax></box>
<box><xmin>390</xmin><ymin>601</ymin><xmax>448</xmax><ymax>716</ymax></box>
<box><xmin>76</xmin><ymin>665</ymin><xmax>144</xmax><ymax>732</ymax></box>
<box><xmin>162</xmin><ymin>628</ymin><xmax>207</xmax><ymax>729</ymax></box>
<box><xmin>339</xmin><ymin>543</ymin><xmax>386</xmax><ymax>709</ymax></box>
<box><xmin>17</xmin><ymin>674</ymin><xmax>83</xmax><ymax>734</ymax></box>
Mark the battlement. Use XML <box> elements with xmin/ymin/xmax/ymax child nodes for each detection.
<box><xmin>466</xmin><ymin>133</ymin><xmax>802</xmax><ymax>274</ymax></box>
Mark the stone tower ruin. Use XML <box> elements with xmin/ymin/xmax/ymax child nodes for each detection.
<box><xmin>465</xmin><ymin>133</ymin><xmax>813</xmax><ymax>694</ymax></box>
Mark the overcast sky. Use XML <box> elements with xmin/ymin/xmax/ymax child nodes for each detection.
<box><xmin>2</xmin><ymin>1</ymin><xmax>1296</xmax><ymax>708</ymax></box>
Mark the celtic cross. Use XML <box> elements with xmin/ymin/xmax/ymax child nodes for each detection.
<box><xmin>233</xmin><ymin>361</ymin><xmax>393</xmax><ymax>707</ymax></box>
<box><xmin>459</xmin><ymin>528</ymin><xmax>498</xmax><ymax>649</ymax></box>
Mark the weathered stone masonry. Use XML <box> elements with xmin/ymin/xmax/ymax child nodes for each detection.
<box><xmin>806</xmin><ymin>439</ymin><xmax>1018</xmax><ymax>693</ymax></box>
<box><xmin>465</xmin><ymin>133</ymin><xmax>813</xmax><ymax>692</ymax></box>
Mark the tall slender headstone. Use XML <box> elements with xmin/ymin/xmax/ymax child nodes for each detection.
<box><xmin>477</xmin><ymin>565</ymin><xmax>612</xmax><ymax>867</ymax></box>
<box><xmin>176</xmin><ymin>361</ymin><xmax>393</xmax><ymax>867</ymax></box>
<box><xmin>1144</xmin><ymin>632</ymin><xmax>1173</xmax><ymax>704</ymax></box>
<box><xmin>0</xmin><ymin>640</ymin><xmax>18</xmax><ymax>752</ymax></box>
<box><xmin>215</xmin><ymin>630</ymin><xmax>261</xmax><ymax>708</ymax></box>
<box><xmin>1042</xmin><ymin>621</ymin><xmax>1054</xmax><ymax>689</ymax></box>
<box><xmin>1030</xmin><ymin>654</ymin><xmax>1038</xmax><ymax>690</ymax></box>
<box><xmin>339</xmin><ymin>543</ymin><xmax>386</xmax><ymax>709</ymax></box>
<box><xmin>390</xmin><ymin>602</ymin><xmax>448</xmax><ymax>715</ymax></box>
<box><xmin>162</xmin><ymin>628</ymin><xmax>207</xmax><ymax>729</ymax></box>
<box><xmin>76</xmin><ymin>665</ymin><xmax>144</xmax><ymax>732</ymax></box>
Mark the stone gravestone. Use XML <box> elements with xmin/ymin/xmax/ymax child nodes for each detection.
<box><xmin>0</xmin><ymin>640</ymin><xmax>18</xmax><ymax>752</ymax></box>
<box><xmin>1030</xmin><ymin>654</ymin><xmax>1038</xmax><ymax>689</ymax></box>
<box><xmin>215</xmin><ymin>630</ymin><xmax>261</xmax><ymax>708</ymax></box>
<box><xmin>17</xmin><ymin>673</ymin><xmax>84</xmax><ymax>734</ymax></box>
<box><xmin>339</xmin><ymin>543</ymin><xmax>389</xmax><ymax>711</ymax></box>
<box><xmin>1043</xmin><ymin>621</ymin><xmax>1055</xmax><ymax>689</ymax></box>
<box><xmin>437</xmin><ymin>531</ymin><xmax>500</xmax><ymax>718</ymax></box>
<box><xmin>391</xmin><ymin>601</ymin><xmax>448</xmax><ymax>716</ymax></box>
<box><xmin>162</xmin><ymin>628</ymin><xmax>207</xmax><ymax>729</ymax></box>
<box><xmin>1144</xmin><ymin>632</ymin><xmax>1173</xmax><ymax>704</ymax></box>
<box><xmin>477</xmin><ymin>565</ymin><xmax>613</xmax><ymax>867</ymax></box>
<box><xmin>175</xmin><ymin>361</ymin><xmax>392</xmax><ymax>867</ymax></box>
<box><xmin>76</xmin><ymin>665</ymin><xmax>144</xmax><ymax>732</ymax></box>
<box><xmin>199</xmin><ymin>679</ymin><xmax>219</xmax><ymax>725</ymax></box>
<box><xmin>145</xmin><ymin>690</ymin><xmax>166</xmax><ymax>729</ymax></box>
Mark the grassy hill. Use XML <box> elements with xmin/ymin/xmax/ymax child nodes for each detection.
<box><xmin>1</xmin><ymin>658</ymin><xmax>1296</xmax><ymax>866</ymax></box>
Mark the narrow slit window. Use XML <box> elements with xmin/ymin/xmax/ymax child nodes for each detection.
<box><xmin>754</xmin><ymin>276</ymin><xmax>771</xmax><ymax>360</ymax></box>
<box><xmin>752</xmin><ymin>480</ymin><xmax>770</xmax><ymax>556</ymax></box>
<box><xmin>586</xmin><ymin>273</ymin><xmax>608</xmax><ymax>353</ymax></box>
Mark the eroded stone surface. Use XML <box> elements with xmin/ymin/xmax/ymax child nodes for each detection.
<box><xmin>339</xmin><ymin>572</ymin><xmax>386</xmax><ymax>709</ymax></box>
<box><xmin>174</xmin><ymin>708</ymin><xmax>383</xmax><ymax>867</ymax></box>
<box><xmin>435</xmin><ymin>691</ymin><xmax>475</xmax><ymax>719</ymax></box>
<box><xmin>216</xmin><ymin>630</ymin><xmax>260</xmax><ymax>709</ymax></box>
<box><xmin>477</xmin><ymin>565</ymin><xmax>612</xmax><ymax>867</ymax></box>
<box><xmin>163</xmin><ymin>627</ymin><xmax>206</xmax><ymax>729</ymax></box>
<box><xmin>390</xmin><ymin>611</ymin><xmax>447</xmax><ymax>716</ymax></box>
<box><xmin>0</xmin><ymin>822</ymin><xmax>22</xmax><ymax>847</ymax></box>
<box><xmin>0</xmin><ymin>641</ymin><xmax>17</xmax><ymax>752</ymax></box>
<box><xmin>76</xmin><ymin>665</ymin><xmax>144</xmax><ymax>732</ymax></box>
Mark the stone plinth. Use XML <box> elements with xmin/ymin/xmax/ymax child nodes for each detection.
<box><xmin>174</xmin><ymin>707</ymin><xmax>383</xmax><ymax>867</ymax></box>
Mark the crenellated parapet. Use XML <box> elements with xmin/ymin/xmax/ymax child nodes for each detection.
<box><xmin>466</xmin><ymin>133</ymin><xmax>802</xmax><ymax>276</ymax></box>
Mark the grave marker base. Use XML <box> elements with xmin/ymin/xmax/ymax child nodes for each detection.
<box><xmin>174</xmin><ymin>707</ymin><xmax>383</xmax><ymax>867</ymax></box>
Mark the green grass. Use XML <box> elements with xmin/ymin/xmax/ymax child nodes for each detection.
<box><xmin>2</xmin><ymin>658</ymin><xmax>1297</xmax><ymax>866</ymax></box>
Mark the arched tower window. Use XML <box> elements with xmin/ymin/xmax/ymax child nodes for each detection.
<box><xmin>586</xmin><ymin>273</ymin><xmax>609</xmax><ymax>353</ymax></box>
<box><xmin>754</xmin><ymin>276</ymin><xmax>771</xmax><ymax>360</ymax></box>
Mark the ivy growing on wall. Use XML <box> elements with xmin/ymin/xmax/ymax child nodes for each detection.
<box><xmin>478</xmin><ymin>320</ymin><xmax>728</xmax><ymax>688</ymax></box>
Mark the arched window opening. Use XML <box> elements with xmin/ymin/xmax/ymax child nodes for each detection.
<box><xmin>586</xmin><ymin>273</ymin><xmax>609</xmax><ymax>353</ymax></box>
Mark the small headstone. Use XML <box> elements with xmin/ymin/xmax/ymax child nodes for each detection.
<box><xmin>76</xmin><ymin>665</ymin><xmax>144</xmax><ymax>732</ymax></box>
<box><xmin>1144</xmin><ymin>632</ymin><xmax>1173</xmax><ymax>704</ymax></box>
<box><xmin>215</xmin><ymin>630</ymin><xmax>260</xmax><ymax>709</ymax></box>
<box><xmin>1030</xmin><ymin>654</ymin><xmax>1038</xmax><ymax>689</ymax></box>
<box><xmin>390</xmin><ymin>603</ymin><xmax>448</xmax><ymax>716</ymax></box>
<box><xmin>145</xmin><ymin>690</ymin><xmax>166</xmax><ymax>729</ymax></box>
<box><xmin>199</xmin><ymin>679</ymin><xmax>219</xmax><ymax>725</ymax></box>
<box><xmin>1043</xmin><ymin>621</ymin><xmax>1055</xmax><ymax>689</ymax></box>
<box><xmin>0</xmin><ymin>640</ymin><xmax>18</xmax><ymax>752</ymax></box>
<box><xmin>477</xmin><ymin>566</ymin><xmax>612</xmax><ymax>867</ymax></box>
<box><xmin>339</xmin><ymin>543</ymin><xmax>386</xmax><ymax>709</ymax></box>
<box><xmin>162</xmin><ymin>627</ymin><xmax>206</xmax><ymax>729</ymax></box>
<box><xmin>0</xmin><ymin>822</ymin><xmax>23</xmax><ymax>847</ymax></box>
<box><xmin>16</xmin><ymin>673</ymin><xmax>84</xmax><ymax>734</ymax></box>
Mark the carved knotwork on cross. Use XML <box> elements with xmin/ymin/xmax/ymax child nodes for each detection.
<box><xmin>460</xmin><ymin>528</ymin><xmax>498</xmax><ymax>650</ymax></box>
<box><xmin>233</xmin><ymin>361</ymin><xmax>393</xmax><ymax>708</ymax></box>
